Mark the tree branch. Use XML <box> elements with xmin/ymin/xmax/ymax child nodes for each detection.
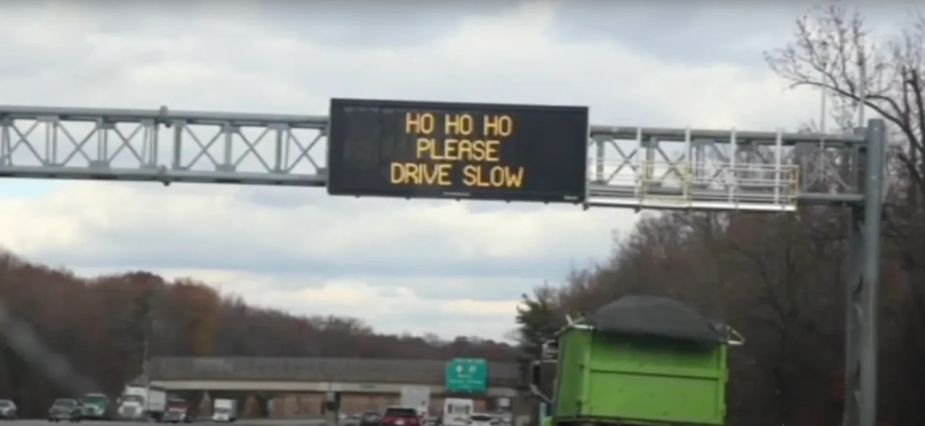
<box><xmin>791</xmin><ymin>80</ymin><xmax>908</xmax><ymax>130</ymax></box>
<box><xmin>897</xmin><ymin>151</ymin><xmax>925</xmax><ymax>198</ymax></box>
<box><xmin>910</xmin><ymin>69</ymin><xmax>925</xmax><ymax>153</ymax></box>
<box><xmin>728</xmin><ymin>236</ymin><xmax>786</xmax><ymax>328</ymax></box>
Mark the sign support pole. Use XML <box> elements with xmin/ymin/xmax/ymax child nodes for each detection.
<box><xmin>843</xmin><ymin>119</ymin><xmax>885</xmax><ymax>426</ymax></box>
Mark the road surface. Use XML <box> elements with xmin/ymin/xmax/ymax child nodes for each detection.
<box><xmin>5</xmin><ymin>420</ymin><xmax>328</xmax><ymax>426</ymax></box>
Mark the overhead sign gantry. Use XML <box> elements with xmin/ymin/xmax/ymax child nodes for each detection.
<box><xmin>0</xmin><ymin>101</ymin><xmax>863</xmax><ymax>211</ymax></box>
<box><xmin>0</xmin><ymin>100</ymin><xmax>886</xmax><ymax>426</ymax></box>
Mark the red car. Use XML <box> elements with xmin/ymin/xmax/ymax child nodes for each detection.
<box><xmin>381</xmin><ymin>407</ymin><xmax>420</xmax><ymax>426</ymax></box>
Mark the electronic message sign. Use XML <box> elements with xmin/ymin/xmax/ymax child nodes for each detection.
<box><xmin>327</xmin><ymin>99</ymin><xmax>588</xmax><ymax>202</ymax></box>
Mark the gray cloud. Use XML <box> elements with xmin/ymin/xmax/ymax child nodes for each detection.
<box><xmin>7</xmin><ymin>182</ymin><xmax>622</xmax><ymax>281</ymax></box>
<box><xmin>548</xmin><ymin>0</ymin><xmax>913</xmax><ymax>66</ymax></box>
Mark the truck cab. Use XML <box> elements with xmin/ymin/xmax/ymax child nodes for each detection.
<box><xmin>80</xmin><ymin>393</ymin><xmax>110</xmax><ymax>420</ymax></box>
<box><xmin>117</xmin><ymin>394</ymin><xmax>144</xmax><ymax>420</ymax></box>
<box><xmin>117</xmin><ymin>385</ymin><xmax>166</xmax><ymax>421</ymax></box>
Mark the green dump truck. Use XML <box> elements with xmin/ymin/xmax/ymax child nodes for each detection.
<box><xmin>532</xmin><ymin>296</ymin><xmax>743</xmax><ymax>426</ymax></box>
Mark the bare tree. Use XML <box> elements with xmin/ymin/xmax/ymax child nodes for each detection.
<box><xmin>766</xmin><ymin>5</ymin><xmax>925</xmax><ymax>423</ymax></box>
<box><xmin>0</xmin><ymin>250</ymin><xmax>520</xmax><ymax>417</ymax></box>
<box><xmin>764</xmin><ymin>4</ymin><xmax>925</xmax><ymax>204</ymax></box>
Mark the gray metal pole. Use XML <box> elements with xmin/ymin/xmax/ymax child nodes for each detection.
<box><xmin>859</xmin><ymin>119</ymin><xmax>885</xmax><ymax>426</ymax></box>
<box><xmin>844</xmin><ymin>119</ymin><xmax>885</xmax><ymax>426</ymax></box>
<box><xmin>844</xmin><ymin>210</ymin><xmax>861</xmax><ymax>426</ymax></box>
<box><xmin>844</xmin><ymin>127</ymin><xmax>862</xmax><ymax>426</ymax></box>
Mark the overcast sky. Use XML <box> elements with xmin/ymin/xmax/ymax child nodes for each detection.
<box><xmin>0</xmin><ymin>0</ymin><xmax>915</xmax><ymax>341</ymax></box>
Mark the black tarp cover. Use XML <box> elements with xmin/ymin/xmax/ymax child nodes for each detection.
<box><xmin>590</xmin><ymin>295</ymin><xmax>726</xmax><ymax>344</ymax></box>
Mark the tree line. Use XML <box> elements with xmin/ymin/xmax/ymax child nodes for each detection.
<box><xmin>0</xmin><ymin>252</ymin><xmax>517</xmax><ymax>418</ymax></box>
<box><xmin>516</xmin><ymin>5</ymin><xmax>925</xmax><ymax>426</ymax></box>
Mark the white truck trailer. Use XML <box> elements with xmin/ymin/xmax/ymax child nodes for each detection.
<box><xmin>400</xmin><ymin>386</ymin><xmax>431</xmax><ymax>418</ymax></box>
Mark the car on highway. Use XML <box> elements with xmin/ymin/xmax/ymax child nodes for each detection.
<box><xmin>163</xmin><ymin>397</ymin><xmax>191</xmax><ymax>423</ymax></box>
<box><xmin>48</xmin><ymin>398</ymin><xmax>83</xmax><ymax>422</ymax></box>
<box><xmin>381</xmin><ymin>407</ymin><xmax>421</xmax><ymax>426</ymax></box>
<box><xmin>340</xmin><ymin>412</ymin><xmax>363</xmax><ymax>426</ymax></box>
<box><xmin>488</xmin><ymin>411</ymin><xmax>511</xmax><ymax>426</ymax></box>
<box><xmin>358</xmin><ymin>411</ymin><xmax>381</xmax><ymax>426</ymax></box>
<box><xmin>0</xmin><ymin>400</ymin><xmax>17</xmax><ymax>419</ymax></box>
<box><xmin>467</xmin><ymin>414</ymin><xmax>496</xmax><ymax>426</ymax></box>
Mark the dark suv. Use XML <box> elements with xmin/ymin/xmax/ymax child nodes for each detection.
<box><xmin>48</xmin><ymin>398</ymin><xmax>82</xmax><ymax>422</ymax></box>
<box><xmin>381</xmin><ymin>407</ymin><xmax>420</xmax><ymax>426</ymax></box>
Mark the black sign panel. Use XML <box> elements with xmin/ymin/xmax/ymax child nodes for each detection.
<box><xmin>327</xmin><ymin>99</ymin><xmax>588</xmax><ymax>203</ymax></box>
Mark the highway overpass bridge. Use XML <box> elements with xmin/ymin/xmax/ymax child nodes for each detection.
<box><xmin>148</xmin><ymin>357</ymin><xmax>526</xmax><ymax>417</ymax></box>
<box><xmin>149</xmin><ymin>356</ymin><xmax>522</xmax><ymax>397</ymax></box>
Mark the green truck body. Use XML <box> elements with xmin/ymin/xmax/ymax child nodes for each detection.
<box><xmin>534</xmin><ymin>296</ymin><xmax>740</xmax><ymax>426</ymax></box>
<box><xmin>551</xmin><ymin>327</ymin><xmax>728</xmax><ymax>425</ymax></box>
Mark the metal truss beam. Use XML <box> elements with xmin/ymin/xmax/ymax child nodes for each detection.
<box><xmin>589</xmin><ymin>125</ymin><xmax>866</xmax><ymax>145</ymax></box>
<box><xmin>587</xmin><ymin>124</ymin><xmax>865</xmax><ymax>210</ymax></box>
<box><xmin>0</xmin><ymin>105</ymin><xmax>328</xmax><ymax>187</ymax></box>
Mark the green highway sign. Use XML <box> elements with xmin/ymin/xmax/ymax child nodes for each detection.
<box><xmin>445</xmin><ymin>358</ymin><xmax>488</xmax><ymax>394</ymax></box>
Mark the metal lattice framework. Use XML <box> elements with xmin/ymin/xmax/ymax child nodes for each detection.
<box><xmin>0</xmin><ymin>106</ymin><xmax>328</xmax><ymax>187</ymax></box>
<box><xmin>586</xmin><ymin>125</ymin><xmax>864</xmax><ymax>211</ymax></box>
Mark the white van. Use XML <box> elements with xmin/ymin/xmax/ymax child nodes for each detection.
<box><xmin>212</xmin><ymin>398</ymin><xmax>237</xmax><ymax>422</ymax></box>
<box><xmin>442</xmin><ymin>399</ymin><xmax>474</xmax><ymax>426</ymax></box>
